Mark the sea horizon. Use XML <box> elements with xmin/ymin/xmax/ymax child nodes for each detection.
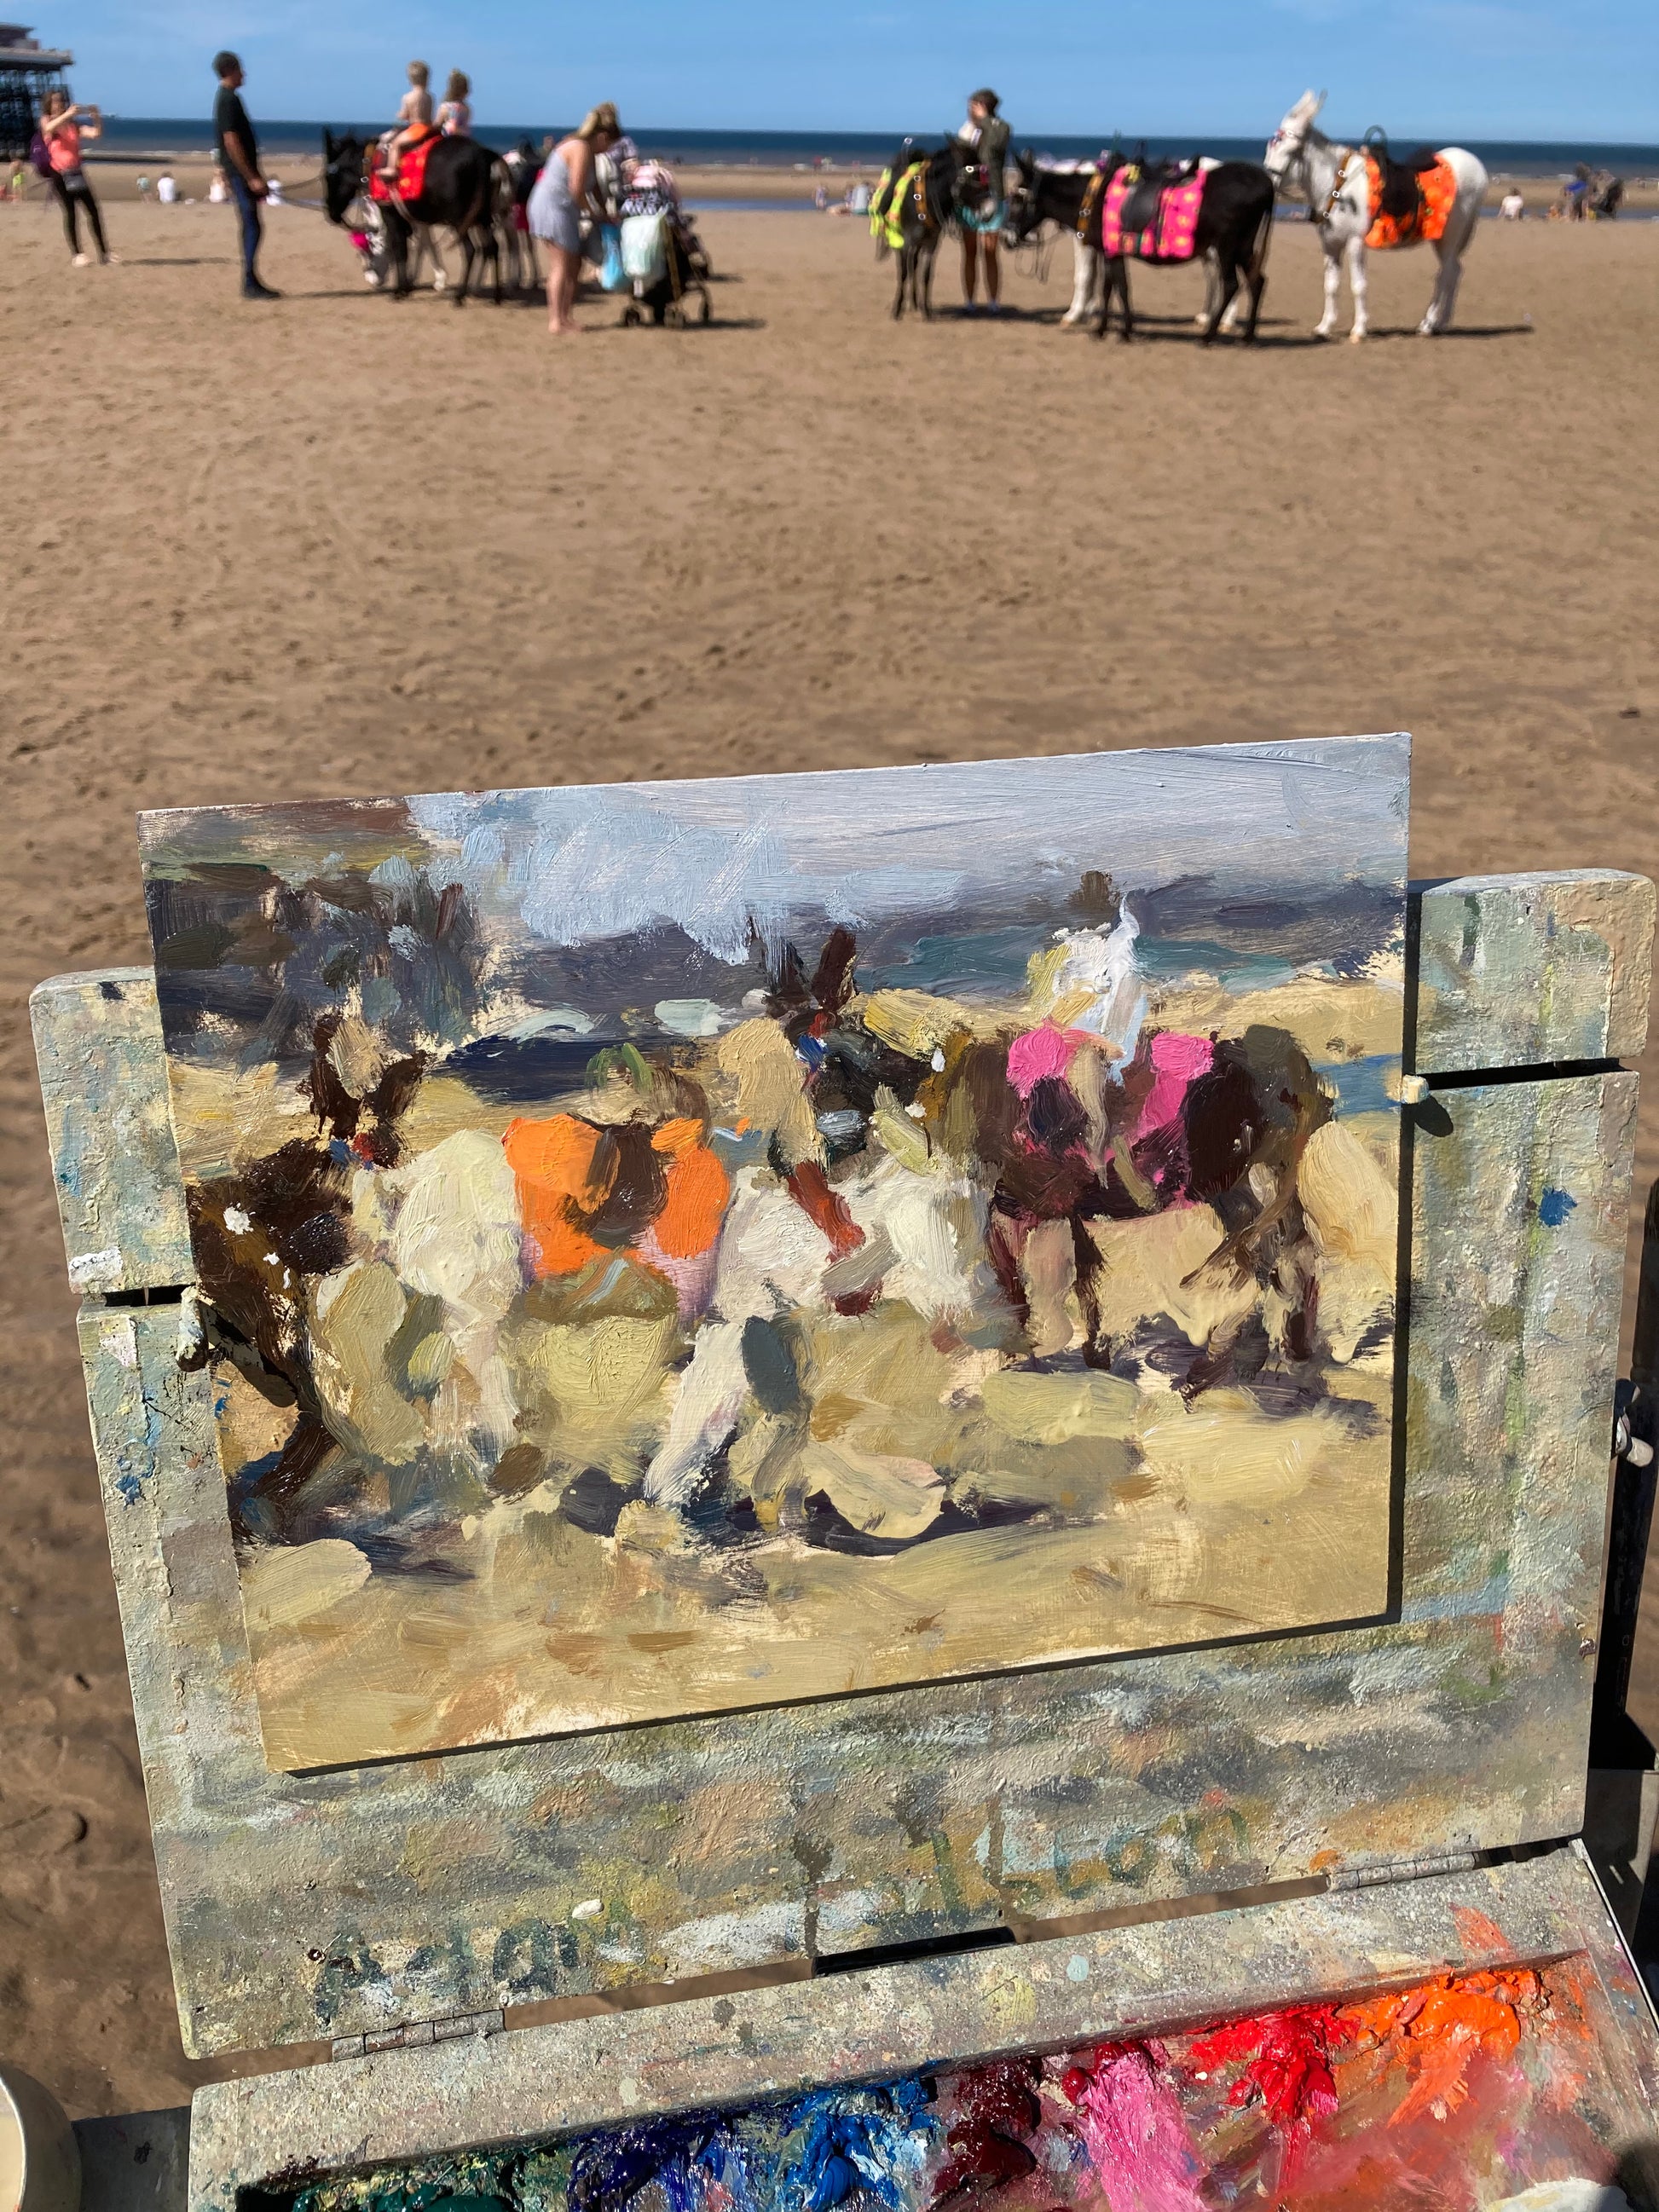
<box><xmin>82</xmin><ymin>118</ymin><xmax>1659</xmax><ymax>178</ymax></box>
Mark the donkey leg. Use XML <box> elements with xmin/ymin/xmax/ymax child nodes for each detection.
<box><xmin>1094</xmin><ymin>260</ymin><xmax>1114</xmax><ymax>338</ymax></box>
<box><xmin>987</xmin><ymin>1213</ymin><xmax>1034</xmax><ymax>1346</ymax></box>
<box><xmin>1071</xmin><ymin>1216</ymin><xmax>1111</xmax><ymax>1368</ymax></box>
<box><xmin>1345</xmin><ymin>234</ymin><xmax>1369</xmax><ymax>341</ymax></box>
<box><xmin>1315</xmin><ymin>240</ymin><xmax>1342</xmax><ymax>337</ymax></box>
<box><xmin>922</xmin><ymin>236</ymin><xmax>939</xmax><ymax>319</ymax></box>
<box><xmin>893</xmin><ymin>245</ymin><xmax>907</xmax><ymax>319</ymax></box>
<box><xmin>1420</xmin><ymin>239</ymin><xmax>1460</xmax><ymax>334</ymax></box>
<box><xmin>1063</xmin><ymin>234</ymin><xmax>1089</xmax><ymax>323</ymax></box>
<box><xmin>1246</xmin><ymin>265</ymin><xmax>1267</xmax><ymax>342</ymax></box>
<box><xmin>1202</xmin><ymin>261</ymin><xmax>1240</xmax><ymax>344</ymax></box>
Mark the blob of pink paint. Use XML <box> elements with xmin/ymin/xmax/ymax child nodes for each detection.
<box><xmin>1073</xmin><ymin>2043</ymin><xmax>1209</xmax><ymax>2212</ymax></box>
<box><xmin>1132</xmin><ymin>1031</ymin><xmax>1215</xmax><ymax>1141</ymax></box>
<box><xmin>1007</xmin><ymin>1025</ymin><xmax>1084</xmax><ymax>1098</ymax></box>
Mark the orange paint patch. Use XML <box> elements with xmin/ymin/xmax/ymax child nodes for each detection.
<box><xmin>653</xmin><ymin>1142</ymin><xmax>731</xmax><ymax>1259</ymax></box>
<box><xmin>504</xmin><ymin>1114</ymin><xmax>610</xmax><ymax>1278</ymax></box>
<box><xmin>1344</xmin><ymin>1966</ymin><xmax>1540</xmax><ymax>2126</ymax></box>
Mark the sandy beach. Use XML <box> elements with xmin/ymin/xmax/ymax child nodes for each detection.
<box><xmin>1</xmin><ymin>197</ymin><xmax>1656</xmax><ymax>2118</ymax></box>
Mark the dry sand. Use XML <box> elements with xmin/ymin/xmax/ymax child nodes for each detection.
<box><xmin>1</xmin><ymin>195</ymin><xmax>1656</xmax><ymax>2118</ymax></box>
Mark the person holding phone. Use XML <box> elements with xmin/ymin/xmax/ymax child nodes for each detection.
<box><xmin>38</xmin><ymin>89</ymin><xmax>113</xmax><ymax>265</ymax></box>
<box><xmin>212</xmin><ymin>51</ymin><xmax>279</xmax><ymax>299</ymax></box>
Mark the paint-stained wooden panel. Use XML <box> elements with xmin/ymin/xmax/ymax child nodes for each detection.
<box><xmin>1413</xmin><ymin>868</ymin><xmax>1654</xmax><ymax>1074</ymax></box>
<box><xmin>186</xmin><ymin>1846</ymin><xmax>1658</xmax><ymax>2212</ymax></box>
<box><xmin>30</xmin><ymin>968</ymin><xmax>193</xmax><ymax>1294</ymax></box>
<box><xmin>69</xmin><ymin>1059</ymin><xmax>1637</xmax><ymax>2056</ymax></box>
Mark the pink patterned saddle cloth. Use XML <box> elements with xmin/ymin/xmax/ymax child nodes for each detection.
<box><xmin>1101</xmin><ymin>169</ymin><xmax>1205</xmax><ymax>260</ymax></box>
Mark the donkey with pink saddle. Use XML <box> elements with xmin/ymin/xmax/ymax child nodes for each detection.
<box><xmin>1008</xmin><ymin>151</ymin><xmax>1275</xmax><ymax>344</ymax></box>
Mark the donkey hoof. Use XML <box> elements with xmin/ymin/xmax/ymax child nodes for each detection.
<box><xmin>1348</xmin><ymin>327</ymin><xmax>1367</xmax><ymax>344</ymax></box>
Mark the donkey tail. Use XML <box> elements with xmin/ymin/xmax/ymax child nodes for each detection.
<box><xmin>1246</xmin><ymin>197</ymin><xmax>1275</xmax><ymax>285</ymax></box>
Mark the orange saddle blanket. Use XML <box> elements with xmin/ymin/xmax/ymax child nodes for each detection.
<box><xmin>369</xmin><ymin>127</ymin><xmax>440</xmax><ymax>205</ymax></box>
<box><xmin>1366</xmin><ymin>153</ymin><xmax>1457</xmax><ymax>248</ymax></box>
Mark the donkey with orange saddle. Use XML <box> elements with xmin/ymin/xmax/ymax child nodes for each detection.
<box><xmin>1264</xmin><ymin>92</ymin><xmax>1488</xmax><ymax>340</ymax></box>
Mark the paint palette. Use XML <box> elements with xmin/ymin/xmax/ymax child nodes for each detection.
<box><xmin>27</xmin><ymin>750</ymin><xmax>1659</xmax><ymax>2212</ymax></box>
<box><xmin>251</xmin><ymin>1955</ymin><xmax>1648</xmax><ymax>2212</ymax></box>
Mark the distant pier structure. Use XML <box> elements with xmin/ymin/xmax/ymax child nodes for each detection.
<box><xmin>0</xmin><ymin>24</ymin><xmax>72</xmax><ymax>164</ymax></box>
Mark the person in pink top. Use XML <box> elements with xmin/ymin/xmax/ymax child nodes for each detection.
<box><xmin>38</xmin><ymin>88</ymin><xmax>113</xmax><ymax>265</ymax></box>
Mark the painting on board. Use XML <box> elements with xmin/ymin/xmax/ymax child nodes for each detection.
<box><xmin>139</xmin><ymin>738</ymin><xmax>1408</xmax><ymax>1772</ymax></box>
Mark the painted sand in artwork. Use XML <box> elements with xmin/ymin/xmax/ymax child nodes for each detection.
<box><xmin>140</xmin><ymin>738</ymin><xmax>1408</xmax><ymax>1771</ymax></box>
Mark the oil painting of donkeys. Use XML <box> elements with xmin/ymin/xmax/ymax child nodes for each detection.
<box><xmin>140</xmin><ymin>739</ymin><xmax>1408</xmax><ymax>1770</ymax></box>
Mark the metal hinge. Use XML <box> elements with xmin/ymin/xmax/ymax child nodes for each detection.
<box><xmin>1327</xmin><ymin>1851</ymin><xmax>1480</xmax><ymax>1892</ymax></box>
<box><xmin>332</xmin><ymin>2007</ymin><xmax>504</xmax><ymax>2060</ymax></box>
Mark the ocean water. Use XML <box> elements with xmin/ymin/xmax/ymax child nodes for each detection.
<box><xmin>85</xmin><ymin>118</ymin><xmax>1659</xmax><ymax>177</ymax></box>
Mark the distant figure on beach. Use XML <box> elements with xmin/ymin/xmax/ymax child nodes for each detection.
<box><xmin>136</xmin><ymin>171</ymin><xmax>150</xmax><ymax>199</ymax></box>
<box><xmin>529</xmin><ymin>101</ymin><xmax>623</xmax><ymax>335</ymax></box>
<box><xmin>379</xmin><ymin>60</ymin><xmax>434</xmax><ymax>180</ymax></box>
<box><xmin>158</xmin><ymin>170</ymin><xmax>177</xmax><ymax>203</ymax></box>
<box><xmin>206</xmin><ymin>165</ymin><xmax>226</xmax><ymax>202</ymax></box>
<box><xmin>956</xmin><ymin>87</ymin><xmax>1009</xmax><ymax>313</ymax></box>
<box><xmin>1500</xmin><ymin>188</ymin><xmax>1524</xmax><ymax>220</ymax></box>
<box><xmin>437</xmin><ymin>70</ymin><xmax>471</xmax><ymax>136</ymax></box>
<box><xmin>1563</xmin><ymin>165</ymin><xmax>1591</xmax><ymax>220</ymax></box>
<box><xmin>38</xmin><ymin>89</ymin><xmax>113</xmax><ymax>266</ymax></box>
<box><xmin>815</xmin><ymin>182</ymin><xmax>828</xmax><ymax>210</ymax></box>
<box><xmin>212</xmin><ymin>52</ymin><xmax>279</xmax><ymax>298</ymax></box>
<box><xmin>265</xmin><ymin>174</ymin><xmax>285</xmax><ymax>205</ymax></box>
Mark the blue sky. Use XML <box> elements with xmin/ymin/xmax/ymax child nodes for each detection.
<box><xmin>55</xmin><ymin>0</ymin><xmax>1659</xmax><ymax>140</ymax></box>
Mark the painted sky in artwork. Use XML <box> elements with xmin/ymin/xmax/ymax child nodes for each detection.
<box><xmin>141</xmin><ymin>738</ymin><xmax>1408</xmax><ymax>1771</ymax></box>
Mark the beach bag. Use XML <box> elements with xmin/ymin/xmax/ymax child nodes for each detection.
<box><xmin>598</xmin><ymin>222</ymin><xmax>628</xmax><ymax>291</ymax></box>
<box><xmin>28</xmin><ymin>128</ymin><xmax>52</xmax><ymax>176</ymax></box>
<box><xmin>621</xmin><ymin>210</ymin><xmax>668</xmax><ymax>289</ymax></box>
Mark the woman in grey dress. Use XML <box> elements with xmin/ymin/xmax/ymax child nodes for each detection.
<box><xmin>529</xmin><ymin>102</ymin><xmax>622</xmax><ymax>333</ymax></box>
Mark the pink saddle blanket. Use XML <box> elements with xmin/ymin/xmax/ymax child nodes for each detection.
<box><xmin>1101</xmin><ymin>169</ymin><xmax>1205</xmax><ymax>261</ymax></box>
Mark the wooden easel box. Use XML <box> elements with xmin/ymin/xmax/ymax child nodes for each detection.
<box><xmin>29</xmin><ymin>861</ymin><xmax>1659</xmax><ymax>2209</ymax></box>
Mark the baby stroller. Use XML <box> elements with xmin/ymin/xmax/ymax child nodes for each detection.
<box><xmin>616</xmin><ymin>159</ymin><xmax>712</xmax><ymax>326</ymax></box>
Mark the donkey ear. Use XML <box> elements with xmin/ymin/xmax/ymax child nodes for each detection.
<box><xmin>1314</xmin><ymin>89</ymin><xmax>1327</xmax><ymax>114</ymax></box>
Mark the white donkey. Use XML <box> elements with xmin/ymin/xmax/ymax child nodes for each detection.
<box><xmin>1264</xmin><ymin>90</ymin><xmax>1487</xmax><ymax>341</ymax></box>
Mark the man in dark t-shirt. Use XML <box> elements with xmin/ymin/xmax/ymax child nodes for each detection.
<box><xmin>212</xmin><ymin>50</ymin><xmax>278</xmax><ymax>298</ymax></box>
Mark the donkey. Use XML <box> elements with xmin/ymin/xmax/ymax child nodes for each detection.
<box><xmin>1096</xmin><ymin>159</ymin><xmax>1274</xmax><ymax>343</ymax></box>
<box><xmin>1008</xmin><ymin>152</ymin><xmax>1270</xmax><ymax>342</ymax></box>
<box><xmin>322</xmin><ymin>128</ymin><xmax>508</xmax><ymax>305</ymax></box>
<box><xmin>875</xmin><ymin>139</ymin><xmax>965</xmax><ymax>320</ymax></box>
<box><xmin>1264</xmin><ymin>91</ymin><xmax>1488</xmax><ymax>340</ymax></box>
<box><xmin>1005</xmin><ymin>153</ymin><xmax>1119</xmax><ymax>325</ymax></box>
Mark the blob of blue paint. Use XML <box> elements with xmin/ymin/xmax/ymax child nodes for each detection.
<box><xmin>1539</xmin><ymin>1187</ymin><xmax>1577</xmax><ymax>1228</ymax></box>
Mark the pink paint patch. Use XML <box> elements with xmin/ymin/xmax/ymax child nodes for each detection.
<box><xmin>1132</xmin><ymin>1031</ymin><xmax>1215</xmax><ymax>1142</ymax></box>
<box><xmin>1007</xmin><ymin>1025</ymin><xmax>1084</xmax><ymax>1098</ymax></box>
<box><xmin>635</xmin><ymin>1227</ymin><xmax>719</xmax><ymax>1322</ymax></box>
<box><xmin>1071</xmin><ymin>2043</ymin><xmax>1209</xmax><ymax>2212</ymax></box>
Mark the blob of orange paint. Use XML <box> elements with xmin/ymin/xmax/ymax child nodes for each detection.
<box><xmin>650</xmin><ymin>1128</ymin><xmax>731</xmax><ymax>1259</ymax></box>
<box><xmin>503</xmin><ymin>1114</ymin><xmax>609</xmax><ymax>1278</ymax></box>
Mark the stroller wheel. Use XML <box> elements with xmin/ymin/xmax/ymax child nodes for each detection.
<box><xmin>621</xmin><ymin>303</ymin><xmax>644</xmax><ymax>326</ymax></box>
